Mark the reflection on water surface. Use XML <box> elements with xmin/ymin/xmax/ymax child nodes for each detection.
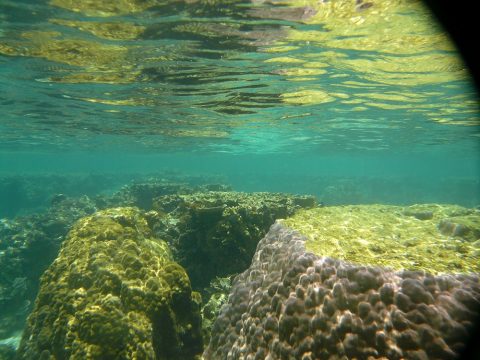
<box><xmin>0</xmin><ymin>0</ymin><xmax>478</xmax><ymax>152</ymax></box>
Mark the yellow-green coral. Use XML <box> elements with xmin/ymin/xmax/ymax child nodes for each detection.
<box><xmin>282</xmin><ymin>204</ymin><xmax>480</xmax><ymax>274</ymax></box>
<box><xmin>17</xmin><ymin>207</ymin><xmax>202</xmax><ymax>359</ymax></box>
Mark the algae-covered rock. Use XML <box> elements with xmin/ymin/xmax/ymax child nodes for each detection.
<box><xmin>151</xmin><ymin>191</ymin><xmax>316</xmax><ymax>289</ymax></box>
<box><xmin>282</xmin><ymin>204</ymin><xmax>480</xmax><ymax>274</ymax></box>
<box><xmin>205</xmin><ymin>222</ymin><xmax>480</xmax><ymax>359</ymax></box>
<box><xmin>17</xmin><ymin>207</ymin><xmax>202</xmax><ymax>360</ymax></box>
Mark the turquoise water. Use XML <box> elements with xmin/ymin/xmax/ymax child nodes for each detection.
<box><xmin>1</xmin><ymin>0</ymin><xmax>479</xmax><ymax>205</ymax></box>
<box><xmin>1</xmin><ymin>0</ymin><xmax>480</xmax><ymax>358</ymax></box>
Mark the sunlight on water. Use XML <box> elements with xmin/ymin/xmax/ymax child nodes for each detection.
<box><xmin>0</xmin><ymin>0</ymin><xmax>478</xmax><ymax>153</ymax></box>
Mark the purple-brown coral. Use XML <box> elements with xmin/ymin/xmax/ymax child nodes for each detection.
<box><xmin>204</xmin><ymin>222</ymin><xmax>480</xmax><ymax>359</ymax></box>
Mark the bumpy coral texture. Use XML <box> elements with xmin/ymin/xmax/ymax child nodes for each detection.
<box><xmin>205</xmin><ymin>222</ymin><xmax>480</xmax><ymax>360</ymax></box>
<box><xmin>17</xmin><ymin>207</ymin><xmax>202</xmax><ymax>360</ymax></box>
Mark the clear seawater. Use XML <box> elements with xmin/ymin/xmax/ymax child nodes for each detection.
<box><xmin>0</xmin><ymin>0</ymin><xmax>479</xmax><ymax>355</ymax></box>
<box><xmin>0</xmin><ymin>0</ymin><xmax>478</xmax><ymax>196</ymax></box>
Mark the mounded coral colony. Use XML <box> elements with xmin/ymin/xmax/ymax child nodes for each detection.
<box><xmin>205</xmin><ymin>205</ymin><xmax>480</xmax><ymax>359</ymax></box>
<box><xmin>17</xmin><ymin>207</ymin><xmax>203</xmax><ymax>359</ymax></box>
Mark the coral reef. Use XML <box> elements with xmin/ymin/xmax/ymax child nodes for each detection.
<box><xmin>105</xmin><ymin>180</ymin><xmax>231</xmax><ymax>210</ymax></box>
<box><xmin>1</xmin><ymin>176</ymin><xmax>305</xmax><ymax>348</ymax></box>
<box><xmin>17</xmin><ymin>207</ymin><xmax>202</xmax><ymax>359</ymax></box>
<box><xmin>150</xmin><ymin>191</ymin><xmax>316</xmax><ymax>289</ymax></box>
<box><xmin>201</xmin><ymin>276</ymin><xmax>233</xmax><ymax>345</ymax></box>
<box><xmin>0</xmin><ymin>173</ymin><xmax>129</xmax><ymax>218</ymax></box>
<box><xmin>9</xmin><ymin>175</ymin><xmax>477</xmax><ymax>359</ymax></box>
<box><xmin>205</xmin><ymin>220</ymin><xmax>480</xmax><ymax>359</ymax></box>
<box><xmin>283</xmin><ymin>204</ymin><xmax>480</xmax><ymax>274</ymax></box>
<box><xmin>0</xmin><ymin>196</ymin><xmax>97</xmax><ymax>341</ymax></box>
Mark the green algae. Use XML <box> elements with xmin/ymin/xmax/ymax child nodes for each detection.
<box><xmin>282</xmin><ymin>204</ymin><xmax>480</xmax><ymax>274</ymax></box>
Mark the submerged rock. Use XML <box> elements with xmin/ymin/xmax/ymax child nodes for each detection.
<box><xmin>17</xmin><ymin>207</ymin><xmax>202</xmax><ymax>360</ymax></box>
<box><xmin>205</xmin><ymin>221</ymin><xmax>480</xmax><ymax>359</ymax></box>
<box><xmin>437</xmin><ymin>215</ymin><xmax>480</xmax><ymax>242</ymax></box>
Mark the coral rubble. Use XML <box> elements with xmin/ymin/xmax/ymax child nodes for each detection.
<box><xmin>205</xmin><ymin>218</ymin><xmax>480</xmax><ymax>359</ymax></box>
<box><xmin>17</xmin><ymin>207</ymin><xmax>202</xmax><ymax>359</ymax></box>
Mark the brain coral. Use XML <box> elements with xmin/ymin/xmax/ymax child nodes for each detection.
<box><xmin>204</xmin><ymin>221</ymin><xmax>480</xmax><ymax>359</ymax></box>
<box><xmin>17</xmin><ymin>207</ymin><xmax>202</xmax><ymax>360</ymax></box>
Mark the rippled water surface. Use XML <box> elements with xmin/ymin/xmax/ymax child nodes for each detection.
<box><xmin>0</xmin><ymin>0</ymin><xmax>478</xmax><ymax>154</ymax></box>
